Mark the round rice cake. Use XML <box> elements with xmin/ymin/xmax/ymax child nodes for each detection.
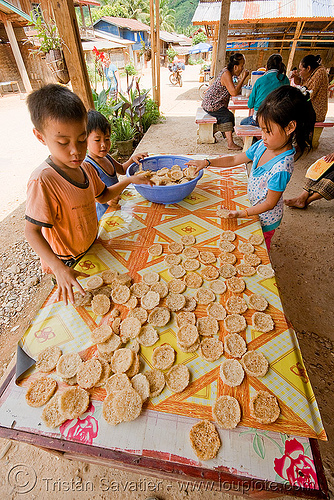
<box><xmin>112</xmin><ymin>388</ymin><xmax>143</xmax><ymax>423</ymax></box>
<box><xmin>183</xmin><ymin>247</ymin><xmax>199</xmax><ymax>259</ymax></box>
<box><xmin>101</xmin><ymin>269</ymin><xmax>118</xmax><ymax>284</ymax></box>
<box><xmin>91</xmin><ymin>294</ymin><xmax>111</xmax><ymax>315</ymax></box>
<box><xmin>209</xmin><ymin>279</ymin><xmax>226</xmax><ymax>295</ymax></box>
<box><xmin>197</xmin><ymin>316</ymin><xmax>219</xmax><ymax>336</ymax></box>
<box><xmin>126</xmin><ymin>353</ymin><xmax>140</xmax><ymax>378</ymax></box>
<box><xmin>111</xmin><ymin>348</ymin><xmax>134</xmax><ymax>373</ymax></box>
<box><xmin>251</xmin><ymin>391</ymin><xmax>280</xmax><ymax>424</ymax></box>
<box><xmin>257</xmin><ymin>265</ymin><xmax>275</xmax><ymax>279</ymax></box>
<box><xmin>120</xmin><ymin>317</ymin><xmax>141</xmax><ymax>340</ymax></box>
<box><xmin>86</xmin><ymin>275</ymin><xmax>103</xmax><ymax>290</ymax></box>
<box><xmin>217</xmin><ymin>207</ymin><xmax>230</xmax><ymax>218</ymax></box>
<box><xmin>248</xmin><ymin>294</ymin><xmax>268</xmax><ymax>312</ymax></box>
<box><xmin>96</xmin><ymin>351</ymin><xmax>113</xmax><ymax>363</ymax></box>
<box><xmin>185</xmin><ymin>272</ymin><xmax>203</xmax><ymax>288</ymax></box>
<box><xmin>148</xmin><ymin>307</ymin><xmax>171</xmax><ymax>327</ymax></box>
<box><xmin>220</xmin><ymin>359</ymin><xmax>245</xmax><ymax>387</ymax></box>
<box><xmin>199</xmin><ymin>337</ymin><xmax>224</xmax><ymax>362</ymax></box>
<box><xmin>169</xmin><ymin>169</ymin><xmax>183</xmax><ymax>181</ymax></box>
<box><xmin>128</xmin><ymin>307</ymin><xmax>148</xmax><ymax>326</ymax></box>
<box><xmin>169</xmin><ymin>264</ymin><xmax>186</xmax><ymax>279</ymax></box>
<box><xmin>252</xmin><ymin>312</ymin><xmax>274</xmax><ymax>333</ymax></box>
<box><xmin>111</xmin><ymin>317</ymin><xmax>121</xmax><ymax>335</ymax></box>
<box><xmin>95</xmin><ymin>359</ymin><xmax>111</xmax><ymax>387</ymax></box>
<box><xmin>59</xmin><ymin>386</ymin><xmax>90</xmax><ymax>419</ymax></box>
<box><xmin>177</xmin><ymin>324</ymin><xmax>199</xmax><ymax>347</ymax></box>
<box><xmin>244</xmin><ymin>253</ymin><xmax>262</xmax><ymax>267</ymax></box>
<box><xmin>62</xmin><ymin>375</ymin><xmax>77</xmax><ymax>386</ymax></box>
<box><xmin>189</xmin><ymin>420</ymin><xmax>221</xmax><ymax>461</ymax></box>
<box><xmin>226</xmin><ymin>296</ymin><xmax>248</xmax><ymax>315</ymax></box>
<box><xmin>25</xmin><ymin>376</ymin><xmax>57</xmax><ymax>407</ymax></box>
<box><xmin>236</xmin><ymin>263</ymin><xmax>256</xmax><ymax>277</ymax></box>
<box><xmin>201</xmin><ymin>266</ymin><xmax>220</xmax><ymax>281</ymax></box>
<box><xmin>77</xmin><ymin>359</ymin><xmax>102</xmax><ymax>389</ymax></box>
<box><xmin>195</xmin><ymin>288</ymin><xmax>215</xmax><ymax>305</ymax></box>
<box><xmin>219</xmin><ymin>264</ymin><xmax>237</xmax><ymax>279</ymax></box>
<box><xmin>74</xmin><ymin>291</ymin><xmax>92</xmax><ymax>307</ymax></box>
<box><xmin>97</xmin><ymin>333</ymin><xmax>121</xmax><ymax>355</ymax></box>
<box><xmin>115</xmin><ymin>273</ymin><xmax>132</xmax><ymax>287</ymax></box>
<box><xmin>102</xmin><ymin>393</ymin><xmax>121</xmax><ymax>425</ymax></box>
<box><xmin>56</xmin><ymin>352</ymin><xmax>82</xmax><ymax>378</ymax></box>
<box><xmin>219</xmin><ymin>241</ymin><xmax>235</xmax><ymax>253</ymax></box>
<box><xmin>166</xmin><ymin>293</ymin><xmax>186</xmax><ymax>312</ymax></box>
<box><xmin>165</xmin><ymin>254</ymin><xmax>182</xmax><ymax>266</ymax></box>
<box><xmin>181</xmin><ymin>235</ymin><xmax>196</xmax><ymax>245</ymax></box>
<box><xmin>183</xmin><ymin>258</ymin><xmax>200</xmax><ymax>271</ymax></box>
<box><xmin>168</xmin><ymin>279</ymin><xmax>186</xmax><ymax>294</ymax></box>
<box><xmin>41</xmin><ymin>396</ymin><xmax>67</xmax><ymax>428</ymax></box>
<box><xmin>111</xmin><ymin>285</ymin><xmax>131</xmax><ymax>305</ymax></box>
<box><xmin>248</xmin><ymin>234</ymin><xmax>264</xmax><ymax>246</ymax></box>
<box><xmin>138</xmin><ymin>325</ymin><xmax>159</xmax><ymax>347</ymax></box>
<box><xmin>36</xmin><ymin>346</ymin><xmax>62</xmax><ymax>372</ymax></box>
<box><xmin>241</xmin><ymin>351</ymin><xmax>269</xmax><ymax>377</ymax></box>
<box><xmin>91</xmin><ymin>324</ymin><xmax>113</xmax><ymax>344</ymax></box>
<box><xmin>226</xmin><ymin>277</ymin><xmax>246</xmax><ymax>294</ymax></box>
<box><xmin>224</xmin><ymin>314</ymin><xmax>247</xmax><ymax>334</ymax></box>
<box><xmin>168</xmin><ymin>242</ymin><xmax>183</xmax><ymax>254</ymax></box>
<box><xmin>213</xmin><ymin>395</ymin><xmax>241</xmax><ymax>429</ymax></box>
<box><xmin>176</xmin><ymin>311</ymin><xmax>196</xmax><ymax>327</ymax></box>
<box><xmin>150</xmin><ymin>281</ymin><xmax>169</xmax><ymax>298</ymax></box>
<box><xmin>239</xmin><ymin>242</ymin><xmax>254</xmax><ymax>254</ymax></box>
<box><xmin>224</xmin><ymin>333</ymin><xmax>247</xmax><ymax>358</ymax></box>
<box><xmin>148</xmin><ymin>243</ymin><xmax>163</xmax><ymax>256</ymax></box>
<box><xmin>92</xmin><ymin>286</ymin><xmax>112</xmax><ymax>298</ymax></box>
<box><xmin>141</xmin><ymin>290</ymin><xmax>160</xmax><ymax>310</ymax></box>
<box><xmin>143</xmin><ymin>271</ymin><xmax>160</xmax><ymax>286</ymax></box>
<box><xmin>207</xmin><ymin>302</ymin><xmax>226</xmax><ymax>320</ymax></box>
<box><xmin>128</xmin><ymin>339</ymin><xmax>140</xmax><ymax>354</ymax></box>
<box><xmin>219</xmin><ymin>252</ymin><xmax>237</xmax><ymax>265</ymax></box>
<box><xmin>182</xmin><ymin>296</ymin><xmax>197</xmax><ymax>312</ymax></box>
<box><xmin>130</xmin><ymin>282</ymin><xmax>150</xmax><ymax>298</ymax></box>
<box><xmin>131</xmin><ymin>373</ymin><xmax>150</xmax><ymax>401</ymax></box>
<box><xmin>165</xmin><ymin>364</ymin><xmax>190</xmax><ymax>392</ymax></box>
<box><xmin>199</xmin><ymin>251</ymin><xmax>216</xmax><ymax>265</ymax></box>
<box><xmin>220</xmin><ymin>230</ymin><xmax>236</xmax><ymax>242</ymax></box>
<box><xmin>177</xmin><ymin>339</ymin><xmax>200</xmax><ymax>353</ymax></box>
<box><xmin>152</xmin><ymin>344</ymin><xmax>175</xmax><ymax>370</ymax></box>
<box><xmin>105</xmin><ymin>373</ymin><xmax>132</xmax><ymax>395</ymax></box>
<box><xmin>124</xmin><ymin>295</ymin><xmax>138</xmax><ymax>309</ymax></box>
<box><xmin>145</xmin><ymin>369</ymin><xmax>165</xmax><ymax>398</ymax></box>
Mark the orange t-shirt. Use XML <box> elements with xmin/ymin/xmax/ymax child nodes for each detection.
<box><xmin>25</xmin><ymin>157</ymin><xmax>106</xmax><ymax>272</ymax></box>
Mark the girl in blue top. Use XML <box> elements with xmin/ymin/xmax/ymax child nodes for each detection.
<box><xmin>83</xmin><ymin>110</ymin><xmax>148</xmax><ymax>220</ymax></box>
<box><xmin>186</xmin><ymin>86</ymin><xmax>315</xmax><ymax>250</ymax></box>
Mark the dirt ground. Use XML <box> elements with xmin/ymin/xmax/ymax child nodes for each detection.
<box><xmin>0</xmin><ymin>65</ymin><xmax>333</xmax><ymax>499</ymax></box>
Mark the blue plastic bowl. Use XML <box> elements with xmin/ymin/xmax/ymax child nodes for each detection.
<box><xmin>126</xmin><ymin>155</ymin><xmax>203</xmax><ymax>204</ymax></box>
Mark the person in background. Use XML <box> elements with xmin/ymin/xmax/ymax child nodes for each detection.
<box><xmin>103</xmin><ymin>55</ymin><xmax>120</xmax><ymax>96</ymax></box>
<box><xmin>201</xmin><ymin>52</ymin><xmax>249</xmax><ymax>150</ymax></box>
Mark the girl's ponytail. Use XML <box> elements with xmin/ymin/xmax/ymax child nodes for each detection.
<box><xmin>266</xmin><ymin>53</ymin><xmax>286</xmax><ymax>80</ymax></box>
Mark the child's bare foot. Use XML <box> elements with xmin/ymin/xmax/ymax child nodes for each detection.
<box><xmin>227</xmin><ymin>142</ymin><xmax>242</xmax><ymax>151</ymax></box>
<box><xmin>284</xmin><ymin>197</ymin><xmax>307</xmax><ymax>208</ymax></box>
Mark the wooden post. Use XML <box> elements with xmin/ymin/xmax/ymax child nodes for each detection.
<box><xmin>210</xmin><ymin>25</ymin><xmax>219</xmax><ymax>77</ymax></box>
<box><xmin>4</xmin><ymin>20</ymin><xmax>32</xmax><ymax>93</ymax></box>
<box><xmin>155</xmin><ymin>0</ymin><xmax>161</xmax><ymax>106</ymax></box>
<box><xmin>149</xmin><ymin>0</ymin><xmax>157</xmax><ymax>104</ymax></box>
<box><xmin>214</xmin><ymin>0</ymin><xmax>232</xmax><ymax>79</ymax></box>
<box><xmin>286</xmin><ymin>21</ymin><xmax>303</xmax><ymax>75</ymax></box>
<box><xmin>50</xmin><ymin>0</ymin><xmax>94</xmax><ymax>110</ymax></box>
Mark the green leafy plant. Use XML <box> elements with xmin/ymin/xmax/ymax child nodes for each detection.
<box><xmin>192</xmin><ymin>31</ymin><xmax>207</xmax><ymax>45</ymax></box>
<box><xmin>28</xmin><ymin>9</ymin><xmax>62</xmax><ymax>54</ymax></box>
<box><xmin>111</xmin><ymin>117</ymin><xmax>136</xmax><ymax>142</ymax></box>
<box><xmin>166</xmin><ymin>47</ymin><xmax>177</xmax><ymax>63</ymax></box>
<box><xmin>188</xmin><ymin>56</ymin><xmax>196</xmax><ymax>65</ymax></box>
<box><xmin>141</xmin><ymin>98</ymin><xmax>165</xmax><ymax>133</ymax></box>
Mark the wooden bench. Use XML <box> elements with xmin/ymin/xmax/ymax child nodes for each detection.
<box><xmin>312</xmin><ymin>121</ymin><xmax>334</xmax><ymax>148</ymax></box>
<box><xmin>195</xmin><ymin>107</ymin><xmax>217</xmax><ymax>144</ymax></box>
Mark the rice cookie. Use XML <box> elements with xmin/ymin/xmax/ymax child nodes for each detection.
<box><xmin>181</xmin><ymin>235</ymin><xmax>196</xmax><ymax>245</ymax></box>
<box><xmin>95</xmin><ymin>359</ymin><xmax>111</xmax><ymax>387</ymax></box>
<box><xmin>184</xmin><ymin>165</ymin><xmax>197</xmax><ymax>179</ymax></box>
<box><xmin>241</xmin><ymin>351</ymin><xmax>269</xmax><ymax>377</ymax></box>
<box><xmin>111</xmin><ymin>317</ymin><xmax>121</xmax><ymax>336</ymax></box>
<box><xmin>219</xmin><ymin>264</ymin><xmax>237</xmax><ymax>279</ymax></box>
<box><xmin>177</xmin><ymin>339</ymin><xmax>200</xmax><ymax>353</ymax></box>
<box><xmin>131</xmin><ymin>373</ymin><xmax>150</xmax><ymax>401</ymax></box>
<box><xmin>102</xmin><ymin>393</ymin><xmax>121</xmax><ymax>425</ymax></box>
<box><xmin>185</xmin><ymin>272</ymin><xmax>203</xmax><ymax>288</ymax></box>
<box><xmin>226</xmin><ymin>277</ymin><xmax>246</xmax><ymax>294</ymax></box>
<box><xmin>236</xmin><ymin>263</ymin><xmax>256</xmax><ymax>277</ymax></box>
<box><xmin>176</xmin><ymin>311</ymin><xmax>196</xmax><ymax>327</ymax></box>
<box><xmin>148</xmin><ymin>243</ymin><xmax>163</xmax><ymax>256</ymax></box>
<box><xmin>126</xmin><ymin>353</ymin><xmax>140</xmax><ymax>378</ymax></box>
<box><xmin>96</xmin><ymin>351</ymin><xmax>113</xmax><ymax>363</ymax></box>
<box><xmin>165</xmin><ymin>364</ymin><xmax>190</xmax><ymax>392</ymax></box>
<box><xmin>220</xmin><ymin>230</ymin><xmax>236</xmax><ymax>242</ymax></box>
<box><xmin>197</xmin><ymin>316</ymin><xmax>219</xmax><ymax>336</ymax></box>
<box><xmin>120</xmin><ymin>317</ymin><xmax>142</xmax><ymax>340</ymax></box>
<box><xmin>225</xmin><ymin>296</ymin><xmax>248</xmax><ymax>315</ymax></box>
<box><xmin>41</xmin><ymin>396</ymin><xmax>67</xmax><ymax>428</ymax></box>
<box><xmin>36</xmin><ymin>346</ymin><xmax>62</xmax><ymax>372</ymax></box>
<box><xmin>141</xmin><ymin>290</ymin><xmax>161</xmax><ymax>310</ymax></box>
<box><xmin>105</xmin><ymin>373</ymin><xmax>132</xmax><ymax>395</ymax></box>
<box><xmin>101</xmin><ymin>269</ymin><xmax>119</xmax><ymax>284</ymax></box>
<box><xmin>224</xmin><ymin>314</ymin><xmax>247</xmax><ymax>334</ymax></box>
<box><xmin>169</xmin><ymin>264</ymin><xmax>186</xmax><ymax>279</ymax></box>
<box><xmin>74</xmin><ymin>291</ymin><xmax>92</xmax><ymax>307</ymax></box>
<box><xmin>219</xmin><ymin>241</ymin><xmax>235</xmax><ymax>253</ymax></box>
<box><xmin>239</xmin><ymin>241</ymin><xmax>254</xmax><ymax>254</ymax></box>
<box><xmin>257</xmin><ymin>265</ymin><xmax>275</xmax><ymax>279</ymax></box>
<box><xmin>166</xmin><ymin>293</ymin><xmax>186</xmax><ymax>312</ymax></box>
<box><xmin>251</xmin><ymin>391</ymin><xmax>280</xmax><ymax>424</ymax></box>
<box><xmin>195</xmin><ymin>288</ymin><xmax>215</xmax><ymax>305</ymax></box>
<box><xmin>143</xmin><ymin>271</ymin><xmax>160</xmax><ymax>286</ymax></box>
<box><xmin>248</xmin><ymin>234</ymin><xmax>264</xmax><ymax>246</ymax></box>
<box><xmin>97</xmin><ymin>333</ymin><xmax>122</xmax><ymax>355</ymax></box>
<box><xmin>91</xmin><ymin>294</ymin><xmax>111</xmax><ymax>315</ymax></box>
<box><xmin>248</xmin><ymin>294</ymin><xmax>268</xmax><ymax>312</ymax></box>
<box><xmin>59</xmin><ymin>386</ymin><xmax>90</xmax><ymax>419</ymax></box>
<box><xmin>183</xmin><ymin>258</ymin><xmax>200</xmax><ymax>272</ymax></box>
<box><xmin>124</xmin><ymin>295</ymin><xmax>138</xmax><ymax>309</ymax></box>
<box><xmin>148</xmin><ymin>307</ymin><xmax>171</xmax><ymax>327</ymax></box>
<box><xmin>199</xmin><ymin>337</ymin><xmax>224</xmax><ymax>362</ymax></box>
<box><xmin>201</xmin><ymin>266</ymin><xmax>220</xmax><ymax>281</ymax></box>
<box><xmin>115</xmin><ymin>273</ymin><xmax>132</xmax><ymax>287</ymax></box>
<box><xmin>130</xmin><ymin>282</ymin><xmax>150</xmax><ymax>298</ymax></box>
<box><xmin>199</xmin><ymin>251</ymin><xmax>216</xmax><ymax>265</ymax></box>
<box><xmin>150</xmin><ymin>281</ymin><xmax>169</xmax><ymax>298</ymax></box>
<box><xmin>220</xmin><ymin>359</ymin><xmax>245</xmax><ymax>387</ymax></box>
<box><xmin>219</xmin><ymin>252</ymin><xmax>237</xmax><ymax>265</ymax></box>
<box><xmin>62</xmin><ymin>375</ymin><xmax>77</xmax><ymax>386</ymax></box>
<box><xmin>92</xmin><ymin>286</ymin><xmax>112</xmax><ymax>298</ymax></box>
<box><xmin>252</xmin><ymin>312</ymin><xmax>274</xmax><ymax>333</ymax></box>
<box><xmin>224</xmin><ymin>333</ymin><xmax>247</xmax><ymax>358</ymax></box>
<box><xmin>183</xmin><ymin>247</ymin><xmax>199</xmax><ymax>259</ymax></box>
<box><xmin>86</xmin><ymin>275</ymin><xmax>103</xmax><ymax>290</ymax></box>
<box><xmin>244</xmin><ymin>253</ymin><xmax>262</xmax><ymax>267</ymax></box>
<box><xmin>56</xmin><ymin>352</ymin><xmax>82</xmax><ymax>378</ymax></box>
<box><xmin>189</xmin><ymin>420</ymin><xmax>221</xmax><ymax>461</ymax></box>
<box><xmin>25</xmin><ymin>376</ymin><xmax>57</xmax><ymax>407</ymax></box>
<box><xmin>145</xmin><ymin>369</ymin><xmax>165</xmax><ymax>397</ymax></box>
<box><xmin>164</xmin><ymin>254</ymin><xmax>182</xmax><ymax>266</ymax></box>
<box><xmin>112</xmin><ymin>388</ymin><xmax>142</xmax><ymax>423</ymax></box>
<box><xmin>91</xmin><ymin>324</ymin><xmax>113</xmax><ymax>344</ymax></box>
<box><xmin>213</xmin><ymin>395</ymin><xmax>241</xmax><ymax>429</ymax></box>
<box><xmin>138</xmin><ymin>325</ymin><xmax>159</xmax><ymax>346</ymax></box>
<box><xmin>111</xmin><ymin>285</ymin><xmax>131</xmax><ymax>305</ymax></box>
<box><xmin>207</xmin><ymin>302</ymin><xmax>226</xmax><ymax>320</ymax></box>
<box><xmin>168</xmin><ymin>242</ymin><xmax>184</xmax><ymax>254</ymax></box>
<box><xmin>182</xmin><ymin>296</ymin><xmax>197</xmax><ymax>312</ymax></box>
<box><xmin>128</xmin><ymin>306</ymin><xmax>148</xmax><ymax>325</ymax></box>
<box><xmin>111</xmin><ymin>348</ymin><xmax>134</xmax><ymax>373</ymax></box>
<box><xmin>217</xmin><ymin>207</ymin><xmax>230</xmax><ymax>218</ymax></box>
<box><xmin>77</xmin><ymin>359</ymin><xmax>102</xmax><ymax>389</ymax></box>
<box><xmin>177</xmin><ymin>324</ymin><xmax>199</xmax><ymax>347</ymax></box>
<box><xmin>168</xmin><ymin>279</ymin><xmax>186</xmax><ymax>294</ymax></box>
<box><xmin>169</xmin><ymin>169</ymin><xmax>183</xmax><ymax>181</ymax></box>
<box><xmin>128</xmin><ymin>339</ymin><xmax>140</xmax><ymax>354</ymax></box>
<box><xmin>152</xmin><ymin>344</ymin><xmax>175</xmax><ymax>370</ymax></box>
<box><xmin>209</xmin><ymin>279</ymin><xmax>227</xmax><ymax>295</ymax></box>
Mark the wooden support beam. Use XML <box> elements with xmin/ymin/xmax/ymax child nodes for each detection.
<box><xmin>4</xmin><ymin>20</ymin><xmax>32</xmax><ymax>93</ymax></box>
<box><xmin>155</xmin><ymin>0</ymin><xmax>160</xmax><ymax>107</ymax></box>
<box><xmin>149</xmin><ymin>0</ymin><xmax>160</xmax><ymax>106</ymax></box>
<box><xmin>286</xmin><ymin>21</ymin><xmax>303</xmax><ymax>75</ymax></box>
<box><xmin>210</xmin><ymin>25</ymin><xmax>219</xmax><ymax>77</ymax></box>
<box><xmin>214</xmin><ymin>0</ymin><xmax>232</xmax><ymax>79</ymax></box>
<box><xmin>50</xmin><ymin>0</ymin><xmax>94</xmax><ymax>110</ymax></box>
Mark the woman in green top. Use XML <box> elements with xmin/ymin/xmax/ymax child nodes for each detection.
<box><xmin>241</xmin><ymin>54</ymin><xmax>289</xmax><ymax>126</ymax></box>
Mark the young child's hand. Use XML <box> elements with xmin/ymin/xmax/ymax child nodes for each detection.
<box><xmin>227</xmin><ymin>210</ymin><xmax>247</xmax><ymax>218</ymax></box>
<box><xmin>130</xmin><ymin>152</ymin><xmax>148</xmax><ymax>164</ymax></box>
<box><xmin>185</xmin><ymin>159</ymin><xmax>207</xmax><ymax>175</ymax></box>
<box><xmin>54</xmin><ymin>264</ymin><xmax>89</xmax><ymax>306</ymax></box>
<box><xmin>130</xmin><ymin>172</ymin><xmax>153</xmax><ymax>186</ymax></box>
<box><xmin>324</xmin><ymin>152</ymin><xmax>334</xmax><ymax>162</ymax></box>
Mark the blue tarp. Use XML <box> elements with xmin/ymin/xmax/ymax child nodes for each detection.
<box><xmin>188</xmin><ymin>42</ymin><xmax>213</xmax><ymax>54</ymax></box>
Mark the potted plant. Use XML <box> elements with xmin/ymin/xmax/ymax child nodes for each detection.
<box><xmin>29</xmin><ymin>9</ymin><xmax>70</xmax><ymax>84</ymax></box>
<box><xmin>111</xmin><ymin>117</ymin><xmax>136</xmax><ymax>156</ymax></box>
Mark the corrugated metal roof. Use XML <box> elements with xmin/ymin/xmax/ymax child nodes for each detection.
<box><xmin>93</xmin><ymin>29</ymin><xmax>134</xmax><ymax>45</ymax></box>
<box><xmin>159</xmin><ymin>30</ymin><xmax>192</xmax><ymax>44</ymax></box>
<box><xmin>99</xmin><ymin>16</ymin><xmax>150</xmax><ymax>31</ymax></box>
<box><xmin>82</xmin><ymin>39</ymin><xmax>126</xmax><ymax>51</ymax></box>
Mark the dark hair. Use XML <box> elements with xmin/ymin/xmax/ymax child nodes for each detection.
<box><xmin>266</xmin><ymin>53</ymin><xmax>286</xmax><ymax>80</ymax></box>
<box><xmin>257</xmin><ymin>85</ymin><xmax>316</xmax><ymax>155</ymax></box>
<box><xmin>87</xmin><ymin>109</ymin><xmax>111</xmax><ymax>136</ymax></box>
<box><xmin>26</xmin><ymin>84</ymin><xmax>87</xmax><ymax>131</ymax></box>
<box><xmin>300</xmin><ymin>54</ymin><xmax>321</xmax><ymax>71</ymax></box>
<box><xmin>227</xmin><ymin>52</ymin><xmax>245</xmax><ymax>72</ymax></box>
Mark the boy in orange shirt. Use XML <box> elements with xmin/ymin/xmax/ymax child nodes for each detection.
<box><xmin>25</xmin><ymin>84</ymin><xmax>150</xmax><ymax>305</ymax></box>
